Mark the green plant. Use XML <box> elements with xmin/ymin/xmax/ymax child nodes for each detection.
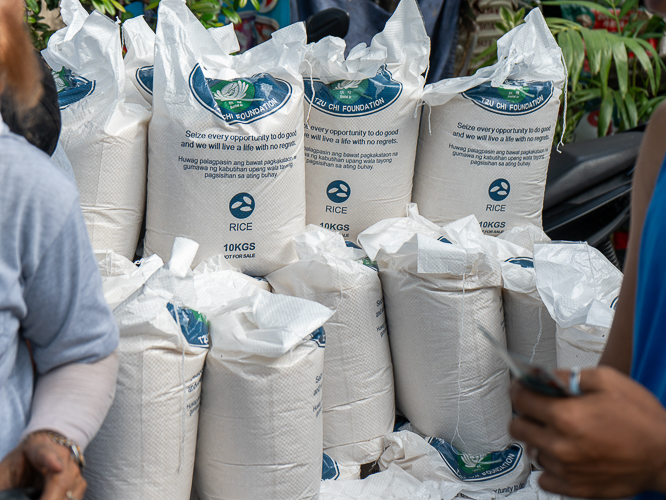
<box><xmin>473</xmin><ymin>2</ymin><xmax>666</xmax><ymax>140</ymax></box>
<box><xmin>25</xmin><ymin>0</ymin><xmax>259</xmax><ymax>47</ymax></box>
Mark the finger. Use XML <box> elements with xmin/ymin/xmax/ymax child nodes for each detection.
<box><xmin>538</xmin><ymin>470</ymin><xmax>572</xmax><ymax>496</ymax></box>
<box><xmin>70</xmin><ymin>474</ymin><xmax>87</xmax><ymax>500</ymax></box>
<box><xmin>578</xmin><ymin>366</ymin><xmax>615</xmax><ymax>393</ymax></box>
<box><xmin>39</xmin><ymin>455</ymin><xmax>79</xmax><ymax>500</ymax></box>
<box><xmin>510</xmin><ymin>416</ymin><xmax>560</xmax><ymax>451</ymax></box>
<box><xmin>511</xmin><ymin>382</ymin><xmax>560</xmax><ymax>423</ymax></box>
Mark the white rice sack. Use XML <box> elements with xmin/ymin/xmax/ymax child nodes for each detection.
<box><xmin>487</xmin><ymin>226</ymin><xmax>557</xmax><ymax>368</ymax></box>
<box><xmin>322</xmin><ymin>453</ymin><xmax>362</xmax><ymax>481</ymax></box>
<box><xmin>122</xmin><ymin>17</ymin><xmax>242</xmax><ymax>107</ymax></box>
<box><xmin>86</xmin><ymin>238</ymin><xmax>266</xmax><ymax>500</ymax></box>
<box><xmin>412</xmin><ymin>9</ymin><xmax>565</xmax><ymax>235</ymax></box>
<box><xmin>534</xmin><ymin>242</ymin><xmax>623</xmax><ymax>368</ymax></box>
<box><xmin>359</xmin><ymin>212</ymin><xmax>511</xmax><ymax>454</ymax></box>
<box><xmin>302</xmin><ymin>0</ymin><xmax>429</xmax><ymax>240</ymax></box>
<box><xmin>379</xmin><ymin>431</ymin><xmax>530</xmax><ymax>498</ymax></box>
<box><xmin>194</xmin><ymin>293</ymin><xmax>334</xmax><ymax>500</ymax></box>
<box><xmin>267</xmin><ymin>227</ymin><xmax>395</xmax><ymax>466</ymax></box>
<box><xmin>146</xmin><ymin>0</ymin><xmax>307</xmax><ymax>274</ymax></box>
<box><xmin>43</xmin><ymin>0</ymin><xmax>151</xmax><ymax>258</ymax></box>
<box><xmin>122</xmin><ymin>15</ymin><xmax>156</xmax><ymax>106</ymax></box>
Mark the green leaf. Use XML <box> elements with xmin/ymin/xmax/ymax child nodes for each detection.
<box><xmin>238</xmin><ymin>0</ymin><xmax>247</xmax><ymax>7</ymax></box>
<box><xmin>569</xmin><ymin>29</ymin><xmax>585</xmax><ymax>89</ymax></box>
<box><xmin>619</xmin><ymin>0</ymin><xmax>639</xmax><ymax>21</ymax></box>
<box><xmin>26</xmin><ymin>0</ymin><xmax>41</xmax><ymax>14</ymax></box>
<box><xmin>625</xmin><ymin>92</ymin><xmax>638</xmax><ymax>127</ymax></box>
<box><xmin>109</xmin><ymin>0</ymin><xmax>125</xmax><ymax>12</ymax></box>
<box><xmin>541</xmin><ymin>1</ymin><xmax>617</xmax><ymax>20</ymax></box>
<box><xmin>500</xmin><ymin>6</ymin><xmax>513</xmax><ymax>27</ymax></box>
<box><xmin>598</xmin><ymin>91</ymin><xmax>614</xmax><ymax>137</ymax></box>
<box><xmin>558</xmin><ymin>30</ymin><xmax>574</xmax><ymax>86</ymax></box>
<box><xmin>120</xmin><ymin>10</ymin><xmax>134</xmax><ymax>20</ymax></box>
<box><xmin>623</xmin><ymin>38</ymin><xmax>656</xmax><ymax>94</ymax></box>
<box><xmin>599</xmin><ymin>32</ymin><xmax>613</xmax><ymax>96</ymax></box>
<box><xmin>613</xmin><ymin>89</ymin><xmax>629</xmax><ymax>130</ymax></box>
<box><xmin>250</xmin><ymin>0</ymin><xmax>260</xmax><ymax>9</ymax></box>
<box><xmin>222</xmin><ymin>7</ymin><xmax>241</xmax><ymax>24</ymax></box>
<box><xmin>611</xmin><ymin>37</ymin><xmax>628</xmax><ymax>98</ymax></box>
<box><xmin>146</xmin><ymin>0</ymin><xmax>159</xmax><ymax>10</ymax></box>
<box><xmin>581</xmin><ymin>28</ymin><xmax>602</xmax><ymax>75</ymax></box>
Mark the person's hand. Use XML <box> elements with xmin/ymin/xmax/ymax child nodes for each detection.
<box><xmin>0</xmin><ymin>432</ymin><xmax>86</xmax><ymax>500</ymax></box>
<box><xmin>511</xmin><ymin>365</ymin><xmax>666</xmax><ymax>498</ymax></box>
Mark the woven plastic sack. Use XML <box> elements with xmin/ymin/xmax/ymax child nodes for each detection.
<box><xmin>85</xmin><ymin>238</ymin><xmax>267</xmax><ymax>500</ymax></box>
<box><xmin>412</xmin><ymin>9</ymin><xmax>565</xmax><ymax>235</ymax></box>
<box><xmin>358</xmin><ymin>210</ymin><xmax>511</xmax><ymax>455</ymax></box>
<box><xmin>145</xmin><ymin>0</ymin><xmax>307</xmax><ymax>274</ymax></box>
<box><xmin>122</xmin><ymin>16</ymin><xmax>243</xmax><ymax>107</ymax></box>
<box><xmin>302</xmin><ymin>0</ymin><xmax>429</xmax><ymax>240</ymax></box>
<box><xmin>489</xmin><ymin>226</ymin><xmax>557</xmax><ymax>367</ymax></box>
<box><xmin>42</xmin><ymin>0</ymin><xmax>151</xmax><ymax>258</ymax></box>
<box><xmin>96</xmin><ymin>250</ymin><xmax>164</xmax><ymax>310</ymax></box>
<box><xmin>193</xmin><ymin>293</ymin><xmax>333</xmax><ymax>500</ymax></box>
<box><xmin>379</xmin><ymin>431</ymin><xmax>531</xmax><ymax>498</ymax></box>
<box><xmin>123</xmin><ymin>16</ymin><xmax>156</xmax><ymax>106</ymax></box>
<box><xmin>534</xmin><ymin>242</ymin><xmax>623</xmax><ymax>368</ymax></box>
<box><xmin>267</xmin><ymin>227</ymin><xmax>395</xmax><ymax>466</ymax></box>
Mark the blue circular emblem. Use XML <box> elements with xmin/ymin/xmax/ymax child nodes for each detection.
<box><xmin>489</xmin><ymin>179</ymin><xmax>511</xmax><ymax>201</ymax></box>
<box><xmin>327</xmin><ymin>180</ymin><xmax>351</xmax><ymax>204</ymax></box>
<box><xmin>229</xmin><ymin>193</ymin><xmax>255</xmax><ymax>219</ymax></box>
<box><xmin>506</xmin><ymin>257</ymin><xmax>534</xmax><ymax>269</ymax></box>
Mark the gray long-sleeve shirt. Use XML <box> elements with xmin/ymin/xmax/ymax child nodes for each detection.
<box><xmin>0</xmin><ymin>119</ymin><xmax>118</xmax><ymax>458</ymax></box>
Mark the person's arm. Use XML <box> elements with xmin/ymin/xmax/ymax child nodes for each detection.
<box><xmin>510</xmin><ymin>104</ymin><xmax>666</xmax><ymax>499</ymax></box>
<box><xmin>0</xmin><ymin>196</ymin><xmax>118</xmax><ymax>500</ymax></box>
<box><xmin>22</xmin><ymin>351</ymin><xmax>119</xmax><ymax>450</ymax></box>
<box><xmin>600</xmin><ymin>102</ymin><xmax>666</xmax><ymax>373</ymax></box>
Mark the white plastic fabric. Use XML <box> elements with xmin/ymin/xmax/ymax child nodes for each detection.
<box><xmin>320</xmin><ymin>463</ymin><xmax>465</xmax><ymax>500</ymax></box>
<box><xmin>85</xmin><ymin>238</ymin><xmax>267</xmax><ymax>500</ymax></box>
<box><xmin>302</xmin><ymin>0</ymin><xmax>430</xmax><ymax>240</ymax></box>
<box><xmin>379</xmin><ymin>431</ymin><xmax>531</xmax><ymax>498</ymax></box>
<box><xmin>323</xmin><ymin>453</ymin><xmax>362</xmax><ymax>481</ymax></box>
<box><xmin>491</xmin><ymin>226</ymin><xmax>557</xmax><ymax>367</ymax></box>
<box><xmin>267</xmin><ymin>227</ymin><xmax>395</xmax><ymax>466</ymax></box>
<box><xmin>145</xmin><ymin>0</ymin><xmax>307</xmax><ymax>274</ymax></box>
<box><xmin>193</xmin><ymin>293</ymin><xmax>334</xmax><ymax>500</ymax></box>
<box><xmin>411</xmin><ymin>9</ymin><xmax>565</xmax><ymax>235</ymax></box>
<box><xmin>96</xmin><ymin>250</ymin><xmax>163</xmax><ymax>310</ymax></box>
<box><xmin>122</xmin><ymin>15</ymin><xmax>156</xmax><ymax>106</ymax></box>
<box><xmin>534</xmin><ymin>242</ymin><xmax>623</xmax><ymax>368</ymax></box>
<box><xmin>358</xmin><ymin>210</ymin><xmax>511</xmax><ymax>454</ymax></box>
<box><xmin>42</xmin><ymin>0</ymin><xmax>151</xmax><ymax>258</ymax></box>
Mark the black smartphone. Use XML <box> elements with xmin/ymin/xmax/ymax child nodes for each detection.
<box><xmin>0</xmin><ymin>490</ymin><xmax>40</xmax><ymax>500</ymax></box>
<box><xmin>479</xmin><ymin>327</ymin><xmax>580</xmax><ymax>397</ymax></box>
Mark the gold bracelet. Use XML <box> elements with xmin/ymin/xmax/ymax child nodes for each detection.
<box><xmin>30</xmin><ymin>431</ymin><xmax>85</xmax><ymax>469</ymax></box>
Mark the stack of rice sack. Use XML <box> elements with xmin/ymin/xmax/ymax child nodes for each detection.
<box><xmin>534</xmin><ymin>242</ymin><xmax>623</xmax><ymax>368</ymax></box>
<box><xmin>43</xmin><ymin>0</ymin><xmax>152</xmax><ymax>258</ymax></box>
<box><xmin>85</xmin><ymin>238</ymin><xmax>269</xmax><ymax>500</ymax></box>
<box><xmin>358</xmin><ymin>205</ymin><xmax>512</xmax><ymax>455</ymax></box>
<box><xmin>267</xmin><ymin>227</ymin><xmax>395</xmax><ymax>474</ymax></box>
<box><xmin>145</xmin><ymin>0</ymin><xmax>308</xmax><ymax>274</ymax></box>
<box><xmin>411</xmin><ymin>9</ymin><xmax>566</xmax><ymax>235</ymax></box>
<box><xmin>302</xmin><ymin>0</ymin><xmax>430</xmax><ymax>240</ymax></box>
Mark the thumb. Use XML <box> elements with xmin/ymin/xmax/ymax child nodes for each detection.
<box><xmin>24</xmin><ymin>442</ymin><xmax>64</xmax><ymax>476</ymax></box>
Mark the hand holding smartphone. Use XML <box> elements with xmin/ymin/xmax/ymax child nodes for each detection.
<box><xmin>479</xmin><ymin>327</ymin><xmax>581</xmax><ymax>397</ymax></box>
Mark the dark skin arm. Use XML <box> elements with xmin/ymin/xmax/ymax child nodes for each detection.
<box><xmin>599</xmin><ymin>101</ymin><xmax>666</xmax><ymax>373</ymax></box>
<box><xmin>511</xmin><ymin>102</ymin><xmax>666</xmax><ymax>498</ymax></box>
